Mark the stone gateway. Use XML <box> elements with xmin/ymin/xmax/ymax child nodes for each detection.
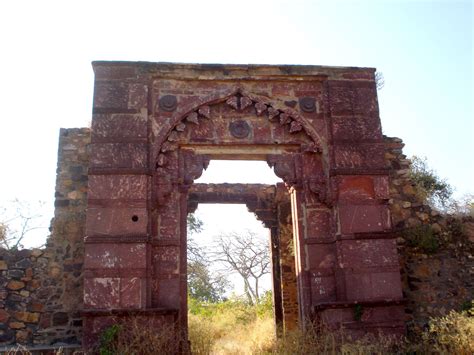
<box><xmin>82</xmin><ymin>62</ymin><xmax>405</xmax><ymax>348</ymax></box>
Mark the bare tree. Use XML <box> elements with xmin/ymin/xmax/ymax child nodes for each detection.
<box><xmin>375</xmin><ymin>71</ymin><xmax>385</xmax><ymax>90</ymax></box>
<box><xmin>211</xmin><ymin>230</ymin><xmax>270</xmax><ymax>304</ymax></box>
<box><xmin>0</xmin><ymin>199</ymin><xmax>46</xmax><ymax>250</ymax></box>
<box><xmin>187</xmin><ymin>213</ymin><xmax>229</xmax><ymax>302</ymax></box>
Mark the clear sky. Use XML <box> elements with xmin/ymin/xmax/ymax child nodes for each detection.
<box><xmin>0</xmin><ymin>0</ymin><xmax>472</xmax><ymax>250</ymax></box>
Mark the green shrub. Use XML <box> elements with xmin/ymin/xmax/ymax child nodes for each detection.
<box><xmin>409</xmin><ymin>156</ymin><xmax>453</xmax><ymax>210</ymax></box>
<box><xmin>353</xmin><ymin>304</ymin><xmax>363</xmax><ymax>321</ymax></box>
<box><xmin>99</xmin><ymin>324</ymin><xmax>121</xmax><ymax>355</ymax></box>
<box><xmin>404</xmin><ymin>225</ymin><xmax>439</xmax><ymax>253</ymax></box>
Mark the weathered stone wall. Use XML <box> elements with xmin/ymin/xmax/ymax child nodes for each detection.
<box><xmin>384</xmin><ymin>135</ymin><xmax>474</xmax><ymax>335</ymax></box>
<box><xmin>0</xmin><ymin>128</ymin><xmax>89</xmax><ymax>346</ymax></box>
<box><xmin>1</xmin><ymin>126</ymin><xmax>472</xmax><ymax>346</ymax></box>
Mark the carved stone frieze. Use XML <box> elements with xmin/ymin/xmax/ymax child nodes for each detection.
<box><xmin>155</xmin><ymin>90</ymin><xmax>324</xmax><ymax>170</ymax></box>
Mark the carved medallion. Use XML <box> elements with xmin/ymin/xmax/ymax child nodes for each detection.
<box><xmin>229</xmin><ymin>120</ymin><xmax>251</xmax><ymax>138</ymax></box>
<box><xmin>159</xmin><ymin>95</ymin><xmax>178</xmax><ymax>111</ymax></box>
<box><xmin>299</xmin><ymin>97</ymin><xmax>316</xmax><ymax>113</ymax></box>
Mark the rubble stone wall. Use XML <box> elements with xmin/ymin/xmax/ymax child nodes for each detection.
<box><xmin>0</xmin><ymin>128</ymin><xmax>90</xmax><ymax>346</ymax></box>
<box><xmin>384</xmin><ymin>136</ymin><xmax>473</xmax><ymax>334</ymax></box>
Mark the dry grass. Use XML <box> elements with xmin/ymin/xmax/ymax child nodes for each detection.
<box><xmin>2</xmin><ymin>345</ymin><xmax>84</xmax><ymax>355</ymax></box>
<box><xmin>265</xmin><ymin>310</ymin><xmax>473</xmax><ymax>355</ymax></box>
<box><xmin>95</xmin><ymin>316</ymin><xmax>179</xmax><ymax>355</ymax></box>
<box><xmin>187</xmin><ymin>297</ymin><xmax>275</xmax><ymax>354</ymax></box>
<box><xmin>4</xmin><ymin>304</ymin><xmax>472</xmax><ymax>354</ymax></box>
<box><xmin>189</xmin><ymin>300</ymin><xmax>473</xmax><ymax>355</ymax></box>
<box><xmin>416</xmin><ymin>309</ymin><xmax>474</xmax><ymax>354</ymax></box>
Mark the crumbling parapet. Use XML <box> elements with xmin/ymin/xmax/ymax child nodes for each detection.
<box><xmin>0</xmin><ymin>128</ymin><xmax>89</xmax><ymax>346</ymax></box>
<box><xmin>384</xmin><ymin>135</ymin><xmax>474</xmax><ymax>335</ymax></box>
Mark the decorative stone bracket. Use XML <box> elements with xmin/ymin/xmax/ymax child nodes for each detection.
<box><xmin>267</xmin><ymin>154</ymin><xmax>331</xmax><ymax>206</ymax></box>
<box><xmin>180</xmin><ymin>150</ymin><xmax>210</xmax><ymax>187</ymax></box>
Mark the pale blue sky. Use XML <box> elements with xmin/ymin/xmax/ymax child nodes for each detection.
<box><xmin>0</xmin><ymin>0</ymin><xmax>472</xmax><ymax>248</ymax></box>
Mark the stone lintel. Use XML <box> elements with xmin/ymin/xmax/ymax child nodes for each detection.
<box><xmin>188</xmin><ymin>183</ymin><xmax>276</xmax><ymax>205</ymax></box>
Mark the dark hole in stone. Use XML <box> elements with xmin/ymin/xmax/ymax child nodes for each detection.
<box><xmin>131</xmin><ymin>215</ymin><xmax>139</xmax><ymax>222</ymax></box>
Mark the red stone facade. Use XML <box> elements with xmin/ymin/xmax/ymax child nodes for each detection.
<box><xmin>83</xmin><ymin>62</ymin><xmax>405</xmax><ymax>348</ymax></box>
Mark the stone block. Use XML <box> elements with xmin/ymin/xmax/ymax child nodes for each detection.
<box><xmin>319</xmin><ymin>307</ymin><xmax>353</xmax><ymax>325</ymax></box>
<box><xmin>359</xmin><ymin>305</ymin><xmax>405</xmax><ymax>323</ymax></box>
<box><xmin>93</xmin><ymin>81</ymin><xmax>147</xmax><ymax>111</ymax></box>
<box><xmin>0</xmin><ymin>309</ymin><xmax>10</xmax><ymax>322</ymax></box>
<box><xmin>310</xmin><ymin>273</ymin><xmax>336</xmax><ymax>303</ymax></box>
<box><xmin>9</xmin><ymin>321</ymin><xmax>25</xmax><ymax>329</ymax></box>
<box><xmin>89</xmin><ymin>143</ymin><xmax>148</xmax><ymax>169</ymax></box>
<box><xmin>83</xmin><ymin>277</ymin><xmax>120</xmax><ymax>309</ymax></box>
<box><xmin>15</xmin><ymin>329</ymin><xmax>30</xmax><ymax>343</ymax></box>
<box><xmin>86</xmin><ymin>207</ymin><xmax>148</xmax><ymax>236</ymax></box>
<box><xmin>7</xmin><ymin>280</ymin><xmax>25</xmax><ymax>290</ymax></box>
<box><xmin>52</xmin><ymin>312</ymin><xmax>69</xmax><ymax>326</ymax></box>
<box><xmin>327</xmin><ymin>82</ymin><xmax>353</xmax><ymax>116</ymax></box>
<box><xmin>338</xmin><ymin>205</ymin><xmax>390</xmax><ymax>234</ymax></box>
<box><xmin>88</xmin><ymin>175</ymin><xmax>149</xmax><ymax>200</ymax></box>
<box><xmin>13</xmin><ymin>311</ymin><xmax>39</xmax><ymax>323</ymax></box>
<box><xmin>84</xmin><ymin>243</ymin><xmax>147</xmax><ymax>269</ymax></box>
<box><xmin>328</xmin><ymin>80</ymin><xmax>378</xmax><ymax>116</ymax></box>
<box><xmin>302</xmin><ymin>153</ymin><xmax>324</xmax><ymax>177</ymax></box>
<box><xmin>120</xmin><ymin>277</ymin><xmax>145</xmax><ymax>308</ymax></box>
<box><xmin>338</xmin><ymin>176</ymin><xmax>375</xmax><ymax>202</ymax></box>
<box><xmin>94</xmin><ymin>65</ymin><xmax>138</xmax><ymax>80</ymax></box>
<box><xmin>7</xmin><ymin>269</ymin><xmax>24</xmax><ymax>279</ymax></box>
<box><xmin>337</xmin><ymin>239</ymin><xmax>399</xmax><ymax>268</ymax></box>
<box><xmin>344</xmin><ymin>270</ymin><xmax>403</xmax><ymax>301</ymax></box>
<box><xmin>305</xmin><ymin>209</ymin><xmax>331</xmax><ymax>239</ymax></box>
<box><xmin>93</xmin><ymin>81</ymin><xmax>129</xmax><ymax>109</ymax></box>
<box><xmin>332</xmin><ymin>114</ymin><xmax>382</xmax><ymax>141</ymax></box>
<box><xmin>92</xmin><ymin>113</ymin><xmax>147</xmax><ymax>140</ymax></box>
<box><xmin>333</xmin><ymin>143</ymin><xmax>385</xmax><ymax>170</ymax></box>
<box><xmin>158</xmin><ymin>207</ymin><xmax>180</xmax><ymax>238</ymax></box>
<box><xmin>153</xmin><ymin>247</ymin><xmax>180</xmax><ymax>275</ymax></box>
<box><xmin>28</xmin><ymin>302</ymin><xmax>44</xmax><ymax>313</ymax></box>
<box><xmin>306</xmin><ymin>244</ymin><xmax>336</xmax><ymax>269</ymax></box>
<box><xmin>374</xmin><ymin>176</ymin><xmax>390</xmax><ymax>199</ymax></box>
<box><xmin>155</xmin><ymin>278</ymin><xmax>180</xmax><ymax>308</ymax></box>
<box><xmin>352</xmin><ymin>83</ymin><xmax>378</xmax><ymax>115</ymax></box>
<box><xmin>128</xmin><ymin>84</ymin><xmax>148</xmax><ymax>110</ymax></box>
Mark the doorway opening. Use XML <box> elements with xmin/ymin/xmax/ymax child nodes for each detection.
<box><xmin>186</xmin><ymin>160</ymin><xmax>297</xmax><ymax>352</ymax></box>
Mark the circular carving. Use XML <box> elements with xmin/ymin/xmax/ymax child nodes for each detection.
<box><xmin>229</xmin><ymin>120</ymin><xmax>251</xmax><ymax>139</ymax></box>
<box><xmin>159</xmin><ymin>95</ymin><xmax>178</xmax><ymax>111</ymax></box>
<box><xmin>299</xmin><ymin>97</ymin><xmax>316</xmax><ymax>113</ymax></box>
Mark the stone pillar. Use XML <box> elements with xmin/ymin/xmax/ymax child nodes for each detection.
<box><xmin>315</xmin><ymin>78</ymin><xmax>405</xmax><ymax>336</ymax></box>
<box><xmin>275</xmin><ymin>183</ymin><xmax>299</xmax><ymax>333</ymax></box>
<box><xmin>269</xmin><ymin>226</ymin><xmax>283</xmax><ymax>336</ymax></box>
<box><xmin>83</xmin><ymin>63</ymin><xmax>179</xmax><ymax>349</ymax></box>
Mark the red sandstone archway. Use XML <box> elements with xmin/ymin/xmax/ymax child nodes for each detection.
<box><xmin>83</xmin><ymin>62</ymin><xmax>405</xmax><ymax>349</ymax></box>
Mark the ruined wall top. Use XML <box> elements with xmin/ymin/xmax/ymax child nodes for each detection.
<box><xmin>92</xmin><ymin>61</ymin><xmax>376</xmax><ymax>81</ymax></box>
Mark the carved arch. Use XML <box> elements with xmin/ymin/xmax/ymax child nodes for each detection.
<box><xmin>154</xmin><ymin>89</ymin><xmax>327</xmax><ymax>169</ymax></box>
